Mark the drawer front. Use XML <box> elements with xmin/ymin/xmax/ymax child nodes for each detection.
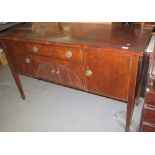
<box><xmin>32</xmin><ymin>55</ymin><xmax>84</xmax><ymax>90</ymax></box>
<box><xmin>26</xmin><ymin>44</ymin><xmax>82</xmax><ymax>62</ymax></box>
<box><xmin>53</xmin><ymin>46</ymin><xmax>82</xmax><ymax>62</ymax></box>
<box><xmin>26</xmin><ymin>43</ymin><xmax>53</xmax><ymax>56</ymax></box>
<box><xmin>143</xmin><ymin>105</ymin><xmax>155</xmax><ymax>124</ymax></box>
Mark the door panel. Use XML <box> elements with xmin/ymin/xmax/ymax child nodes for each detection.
<box><xmin>5</xmin><ymin>41</ymin><xmax>35</xmax><ymax>75</ymax></box>
<box><xmin>32</xmin><ymin>55</ymin><xmax>84</xmax><ymax>90</ymax></box>
<box><xmin>83</xmin><ymin>48</ymin><xmax>132</xmax><ymax>101</ymax></box>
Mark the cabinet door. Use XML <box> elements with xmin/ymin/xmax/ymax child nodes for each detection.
<box><xmin>5</xmin><ymin>41</ymin><xmax>35</xmax><ymax>75</ymax></box>
<box><xmin>33</xmin><ymin>55</ymin><xmax>84</xmax><ymax>90</ymax></box>
<box><xmin>83</xmin><ymin>48</ymin><xmax>132</xmax><ymax>101</ymax></box>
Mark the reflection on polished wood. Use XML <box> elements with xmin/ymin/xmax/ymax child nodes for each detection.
<box><xmin>0</xmin><ymin>22</ymin><xmax>152</xmax><ymax>131</ymax></box>
<box><xmin>0</xmin><ymin>22</ymin><xmax>151</xmax><ymax>53</ymax></box>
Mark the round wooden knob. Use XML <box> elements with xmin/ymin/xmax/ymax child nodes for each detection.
<box><xmin>85</xmin><ymin>69</ymin><xmax>92</xmax><ymax>77</ymax></box>
<box><xmin>25</xmin><ymin>57</ymin><xmax>31</xmax><ymax>64</ymax></box>
<box><xmin>65</xmin><ymin>50</ymin><xmax>72</xmax><ymax>58</ymax></box>
<box><xmin>32</xmin><ymin>46</ymin><xmax>38</xmax><ymax>53</ymax></box>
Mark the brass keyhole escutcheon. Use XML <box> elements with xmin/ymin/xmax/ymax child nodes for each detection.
<box><xmin>85</xmin><ymin>69</ymin><xmax>93</xmax><ymax>77</ymax></box>
<box><xmin>56</xmin><ymin>70</ymin><xmax>60</xmax><ymax>75</ymax></box>
<box><xmin>32</xmin><ymin>46</ymin><xmax>38</xmax><ymax>53</ymax></box>
<box><xmin>25</xmin><ymin>57</ymin><xmax>31</xmax><ymax>64</ymax></box>
<box><xmin>65</xmin><ymin>50</ymin><xmax>72</xmax><ymax>58</ymax></box>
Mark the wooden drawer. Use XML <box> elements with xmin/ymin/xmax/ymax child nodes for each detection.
<box><xmin>143</xmin><ymin>104</ymin><xmax>155</xmax><ymax>124</ymax></box>
<box><xmin>26</xmin><ymin>43</ymin><xmax>53</xmax><ymax>57</ymax></box>
<box><xmin>26</xmin><ymin>44</ymin><xmax>82</xmax><ymax>62</ymax></box>
<box><xmin>32</xmin><ymin>55</ymin><xmax>84</xmax><ymax>90</ymax></box>
<box><xmin>53</xmin><ymin>46</ymin><xmax>82</xmax><ymax>62</ymax></box>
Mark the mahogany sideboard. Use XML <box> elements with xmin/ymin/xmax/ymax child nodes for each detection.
<box><xmin>0</xmin><ymin>22</ymin><xmax>152</xmax><ymax>131</ymax></box>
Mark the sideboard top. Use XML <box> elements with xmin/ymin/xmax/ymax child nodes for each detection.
<box><xmin>0</xmin><ymin>22</ymin><xmax>152</xmax><ymax>55</ymax></box>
